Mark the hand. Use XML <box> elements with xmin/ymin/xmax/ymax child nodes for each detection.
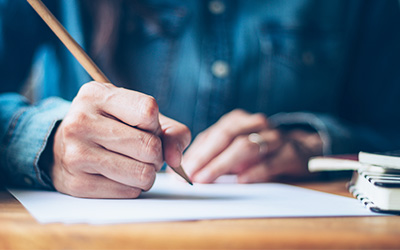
<box><xmin>237</xmin><ymin>129</ymin><xmax>324</xmax><ymax>183</ymax></box>
<box><xmin>50</xmin><ymin>82</ymin><xmax>190</xmax><ymax>198</ymax></box>
<box><xmin>183</xmin><ymin>109</ymin><xmax>323</xmax><ymax>183</ymax></box>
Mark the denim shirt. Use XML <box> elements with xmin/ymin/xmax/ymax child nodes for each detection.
<box><xmin>2</xmin><ymin>0</ymin><xmax>400</xmax><ymax>189</ymax></box>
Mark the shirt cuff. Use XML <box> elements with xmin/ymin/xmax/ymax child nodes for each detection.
<box><xmin>3</xmin><ymin>97</ymin><xmax>70</xmax><ymax>189</ymax></box>
<box><xmin>269</xmin><ymin>112</ymin><xmax>335</xmax><ymax>155</ymax></box>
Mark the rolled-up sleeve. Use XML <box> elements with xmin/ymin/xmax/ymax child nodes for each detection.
<box><xmin>0</xmin><ymin>93</ymin><xmax>70</xmax><ymax>189</ymax></box>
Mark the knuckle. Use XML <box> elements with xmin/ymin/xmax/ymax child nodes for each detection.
<box><xmin>252</xmin><ymin>113</ymin><xmax>268</xmax><ymax>127</ymax></box>
<box><xmin>136</xmin><ymin>164</ymin><xmax>156</xmax><ymax>191</ymax></box>
<box><xmin>77</xmin><ymin>82</ymin><xmax>99</xmax><ymax>99</ymax></box>
<box><xmin>139</xmin><ymin>96</ymin><xmax>159</xmax><ymax>121</ymax></box>
<box><xmin>77</xmin><ymin>81</ymin><xmax>115</xmax><ymax>106</ymax></box>
<box><xmin>102</xmin><ymin>87</ymin><xmax>120</xmax><ymax>107</ymax></box>
<box><xmin>78</xmin><ymin>82</ymin><xmax>119</xmax><ymax>110</ymax></box>
<box><xmin>222</xmin><ymin>109</ymin><xmax>248</xmax><ymax>123</ymax></box>
<box><xmin>219</xmin><ymin>128</ymin><xmax>234</xmax><ymax>142</ymax></box>
<box><xmin>143</xmin><ymin>134</ymin><xmax>162</xmax><ymax>162</ymax></box>
<box><xmin>220</xmin><ymin>109</ymin><xmax>243</xmax><ymax>124</ymax></box>
<box><xmin>231</xmin><ymin>109</ymin><xmax>246</xmax><ymax>116</ymax></box>
<box><xmin>62</xmin><ymin>112</ymin><xmax>89</xmax><ymax>137</ymax></box>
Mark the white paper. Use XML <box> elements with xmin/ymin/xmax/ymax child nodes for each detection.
<box><xmin>8</xmin><ymin>174</ymin><xmax>384</xmax><ymax>224</ymax></box>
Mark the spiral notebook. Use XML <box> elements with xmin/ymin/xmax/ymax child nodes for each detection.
<box><xmin>308</xmin><ymin>152</ymin><xmax>400</xmax><ymax>214</ymax></box>
<box><xmin>348</xmin><ymin>170</ymin><xmax>400</xmax><ymax>214</ymax></box>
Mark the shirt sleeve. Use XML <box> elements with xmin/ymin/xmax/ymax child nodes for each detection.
<box><xmin>0</xmin><ymin>93</ymin><xmax>70</xmax><ymax>189</ymax></box>
<box><xmin>269</xmin><ymin>112</ymin><xmax>399</xmax><ymax>156</ymax></box>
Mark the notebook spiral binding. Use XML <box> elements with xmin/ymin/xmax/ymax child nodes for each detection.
<box><xmin>349</xmin><ymin>184</ymin><xmax>400</xmax><ymax>215</ymax></box>
<box><xmin>348</xmin><ymin>185</ymin><xmax>379</xmax><ymax>211</ymax></box>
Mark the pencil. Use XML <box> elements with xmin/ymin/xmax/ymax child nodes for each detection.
<box><xmin>27</xmin><ymin>0</ymin><xmax>193</xmax><ymax>186</ymax></box>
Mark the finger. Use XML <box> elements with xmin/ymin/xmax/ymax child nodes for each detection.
<box><xmin>192</xmin><ymin>129</ymin><xmax>286</xmax><ymax>183</ymax></box>
<box><xmin>192</xmin><ymin>135</ymin><xmax>261</xmax><ymax>183</ymax></box>
<box><xmin>78</xmin><ymin>82</ymin><xmax>161</xmax><ymax>133</ymax></box>
<box><xmin>214</xmin><ymin>110</ymin><xmax>269</xmax><ymax>136</ymax></box>
<box><xmin>266</xmin><ymin>140</ymin><xmax>311</xmax><ymax>177</ymax></box>
<box><xmin>159</xmin><ymin>114</ymin><xmax>191</xmax><ymax>168</ymax></box>
<box><xmin>184</xmin><ymin>110</ymin><xmax>267</xmax><ymax>160</ymax></box>
<box><xmin>237</xmin><ymin>163</ymin><xmax>273</xmax><ymax>183</ymax></box>
<box><xmin>251</xmin><ymin>129</ymin><xmax>285</xmax><ymax>156</ymax></box>
<box><xmin>89</xmin><ymin>115</ymin><xmax>163</xmax><ymax>167</ymax></box>
<box><xmin>53</xmin><ymin>172</ymin><xmax>143</xmax><ymax>199</ymax></box>
<box><xmin>183</xmin><ymin>110</ymin><xmax>268</xmax><ymax>176</ymax></box>
<box><xmin>238</xmin><ymin>140</ymin><xmax>309</xmax><ymax>183</ymax></box>
<box><xmin>181</xmin><ymin>131</ymin><xmax>208</xmax><ymax>174</ymax></box>
<box><xmin>61</xmin><ymin>143</ymin><xmax>157</xmax><ymax>191</ymax></box>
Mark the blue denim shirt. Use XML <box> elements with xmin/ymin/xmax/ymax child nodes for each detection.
<box><xmin>2</xmin><ymin>0</ymin><xmax>400</xmax><ymax>189</ymax></box>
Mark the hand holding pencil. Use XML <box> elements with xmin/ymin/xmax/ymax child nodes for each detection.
<box><xmin>27</xmin><ymin>0</ymin><xmax>192</xmax><ymax>198</ymax></box>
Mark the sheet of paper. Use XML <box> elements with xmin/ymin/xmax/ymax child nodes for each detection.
<box><xmin>8</xmin><ymin>174</ymin><xmax>384</xmax><ymax>224</ymax></box>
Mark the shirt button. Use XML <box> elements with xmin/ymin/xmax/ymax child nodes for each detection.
<box><xmin>208</xmin><ymin>1</ymin><xmax>225</xmax><ymax>15</ymax></box>
<box><xmin>211</xmin><ymin>60</ymin><xmax>230</xmax><ymax>78</ymax></box>
<box><xmin>23</xmin><ymin>176</ymin><xmax>33</xmax><ymax>186</ymax></box>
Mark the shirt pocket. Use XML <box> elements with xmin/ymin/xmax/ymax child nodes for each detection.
<box><xmin>121</xmin><ymin>1</ymin><xmax>191</xmax><ymax>107</ymax></box>
<box><xmin>256</xmin><ymin>22</ymin><xmax>346</xmax><ymax>114</ymax></box>
<box><xmin>123</xmin><ymin>0</ymin><xmax>190</xmax><ymax>40</ymax></box>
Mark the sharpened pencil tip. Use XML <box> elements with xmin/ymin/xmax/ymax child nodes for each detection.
<box><xmin>171</xmin><ymin>165</ymin><xmax>193</xmax><ymax>185</ymax></box>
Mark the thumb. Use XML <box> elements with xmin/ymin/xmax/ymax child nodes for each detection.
<box><xmin>159</xmin><ymin>114</ymin><xmax>191</xmax><ymax>168</ymax></box>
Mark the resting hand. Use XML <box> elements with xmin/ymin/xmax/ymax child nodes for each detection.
<box><xmin>183</xmin><ymin>109</ymin><xmax>323</xmax><ymax>183</ymax></box>
<box><xmin>50</xmin><ymin>82</ymin><xmax>190</xmax><ymax>198</ymax></box>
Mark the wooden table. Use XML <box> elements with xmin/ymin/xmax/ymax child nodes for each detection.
<box><xmin>1</xmin><ymin>180</ymin><xmax>399</xmax><ymax>250</ymax></box>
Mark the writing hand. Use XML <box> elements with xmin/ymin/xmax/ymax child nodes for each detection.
<box><xmin>50</xmin><ymin>82</ymin><xmax>190</xmax><ymax>198</ymax></box>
